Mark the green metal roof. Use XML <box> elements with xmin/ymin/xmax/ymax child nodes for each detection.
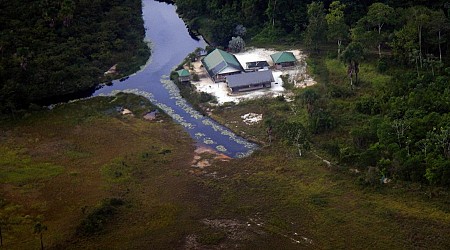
<box><xmin>270</xmin><ymin>52</ymin><xmax>296</xmax><ymax>64</ymax></box>
<box><xmin>176</xmin><ymin>69</ymin><xmax>190</xmax><ymax>77</ymax></box>
<box><xmin>201</xmin><ymin>49</ymin><xmax>244</xmax><ymax>77</ymax></box>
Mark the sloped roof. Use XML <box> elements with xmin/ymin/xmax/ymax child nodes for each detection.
<box><xmin>270</xmin><ymin>51</ymin><xmax>296</xmax><ymax>64</ymax></box>
<box><xmin>201</xmin><ymin>49</ymin><xmax>244</xmax><ymax>77</ymax></box>
<box><xmin>176</xmin><ymin>69</ymin><xmax>190</xmax><ymax>77</ymax></box>
<box><xmin>227</xmin><ymin>70</ymin><xmax>274</xmax><ymax>88</ymax></box>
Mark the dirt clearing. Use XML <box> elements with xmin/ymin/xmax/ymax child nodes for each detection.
<box><xmin>191</xmin><ymin>48</ymin><xmax>316</xmax><ymax>104</ymax></box>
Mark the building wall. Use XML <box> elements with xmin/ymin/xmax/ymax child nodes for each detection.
<box><xmin>229</xmin><ymin>81</ymin><xmax>271</xmax><ymax>93</ymax></box>
<box><xmin>178</xmin><ymin>76</ymin><xmax>190</xmax><ymax>82</ymax></box>
<box><xmin>275</xmin><ymin>61</ymin><xmax>295</xmax><ymax>69</ymax></box>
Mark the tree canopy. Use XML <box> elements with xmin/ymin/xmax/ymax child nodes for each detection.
<box><xmin>0</xmin><ymin>0</ymin><xmax>150</xmax><ymax>112</ymax></box>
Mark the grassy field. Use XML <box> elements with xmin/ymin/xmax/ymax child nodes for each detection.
<box><xmin>1</xmin><ymin>90</ymin><xmax>450</xmax><ymax>249</ymax></box>
<box><xmin>0</xmin><ymin>94</ymin><xmax>201</xmax><ymax>249</ymax></box>
<box><xmin>207</xmin><ymin>99</ymin><xmax>450</xmax><ymax>249</ymax></box>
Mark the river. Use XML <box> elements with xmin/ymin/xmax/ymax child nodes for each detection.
<box><xmin>93</xmin><ymin>0</ymin><xmax>258</xmax><ymax>158</ymax></box>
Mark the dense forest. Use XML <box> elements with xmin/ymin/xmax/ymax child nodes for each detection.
<box><xmin>175</xmin><ymin>0</ymin><xmax>448</xmax><ymax>48</ymax></box>
<box><xmin>0</xmin><ymin>0</ymin><xmax>150</xmax><ymax>112</ymax></box>
<box><xmin>175</xmin><ymin>0</ymin><xmax>450</xmax><ymax>187</ymax></box>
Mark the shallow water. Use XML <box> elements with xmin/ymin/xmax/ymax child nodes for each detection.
<box><xmin>93</xmin><ymin>0</ymin><xmax>257</xmax><ymax>158</ymax></box>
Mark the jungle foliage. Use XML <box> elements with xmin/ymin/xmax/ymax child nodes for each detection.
<box><xmin>175</xmin><ymin>0</ymin><xmax>450</xmax><ymax>187</ymax></box>
<box><xmin>175</xmin><ymin>0</ymin><xmax>448</xmax><ymax>46</ymax></box>
<box><xmin>0</xmin><ymin>0</ymin><xmax>150</xmax><ymax>112</ymax></box>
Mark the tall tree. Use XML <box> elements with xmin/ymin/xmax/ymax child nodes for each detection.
<box><xmin>34</xmin><ymin>222</ymin><xmax>47</xmax><ymax>250</ymax></box>
<box><xmin>228</xmin><ymin>36</ymin><xmax>245</xmax><ymax>52</ymax></box>
<box><xmin>264</xmin><ymin>0</ymin><xmax>293</xmax><ymax>31</ymax></box>
<box><xmin>391</xmin><ymin>20</ymin><xmax>418</xmax><ymax>63</ymax></box>
<box><xmin>408</xmin><ymin>6</ymin><xmax>430</xmax><ymax>67</ymax></box>
<box><xmin>326</xmin><ymin>1</ymin><xmax>349</xmax><ymax>57</ymax></box>
<box><xmin>241</xmin><ymin>0</ymin><xmax>269</xmax><ymax>28</ymax></box>
<box><xmin>304</xmin><ymin>1</ymin><xmax>327</xmax><ymax>52</ymax></box>
<box><xmin>351</xmin><ymin>20</ymin><xmax>377</xmax><ymax>51</ymax></box>
<box><xmin>365</xmin><ymin>3</ymin><xmax>395</xmax><ymax>57</ymax></box>
<box><xmin>266</xmin><ymin>0</ymin><xmax>278</xmax><ymax>28</ymax></box>
<box><xmin>300</xmin><ymin>88</ymin><xmax>320</xmax><ymax>115</ymax></box>
<box><xmin>341</xmin><ymin>42</ymin><xmax>364</xmax><ymax>88</ymax></box>
<box><xmin>427</xmin><ymin>10</ymin><xmax>449</xmax><ymax>63</ymax></box>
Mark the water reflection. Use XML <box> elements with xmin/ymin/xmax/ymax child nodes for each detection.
<box><xmin>93</xmin><ymin>0</ymin><xmax>257</xmax><ymax>158</ymax></box>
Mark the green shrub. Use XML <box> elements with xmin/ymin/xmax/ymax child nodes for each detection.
<box><xmin>199</xmin><ymin>92</ymin><xmax>214</xmax><ymax>103</ymax></box>
<box><xmin>276</xmin><ymin>95</ymin><xmax>285</xmax><ymax>102</ymax></box>
<box><xmin>377</xmin><ymin>58</ymin><xmax>388</xmax><ymax>73</ymax></box>
<box><xmin>309</xmin><ymin>194</ymin><xmax>329</xmax><ymax>207</ymax></box>
<box><xmin>328</xmin><ymin>84</ymin><xmax>354</xmax><ymax>98</ymax></box>
<box><xmin>76</xmin><ymin>198</ymin><xmax>125</xmax><ymax>236</ymax></box>
<box><xmin>355</xmin><ymin>96</ymin><xmax>381</xmax><ymax>115</ymax></box>
<box><xmin>309</xmin><ymin>110</ymin><xmax>335</xmax><ymax>134</ymax></box>
<box><xmin>279</xmin><ymin>75</ymin><xmax>294</xmax><ymax>90</ymax></box>
<box><xmin>350</xmin><ymin>126</ymin><xmax>377</xmax><ymax>149</ymax></box>
<box><xmin>252</xmin><ymin>26</ymin><xmax>287</xmax><ymax>45</ymax></box>
<box><xmin>322</xmin><ymin>140</ymin><xmax>341</xmax><ymax>157</ymax></box>
<box><xmin>327</xmin><ymin>50</ymin><xmax>338</xmax><ymax>59</ymax></box>
<box><xmin>192</xmin><ymin>73</ymin><xmax>200</xmax><ymax>81</ymax></box>
<box><xmin>357</xmin><ymin>167</ymin><xmax>382</xmax><ymax>186</ymax></box>
<box><xmin>170</xmin><ymin>71</ymin><xmax>179</xmax><ymax>81</ymax></box>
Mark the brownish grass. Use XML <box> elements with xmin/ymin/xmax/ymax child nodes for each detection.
<box><xmin>1</xmin><ymin>93</ymin><xmax>449</xmax><ymax>249</ymax></box>
<box><xmin>0</xmin><ymin>94</ymin><xmax>201</xmax><ymax>249</ymax></box>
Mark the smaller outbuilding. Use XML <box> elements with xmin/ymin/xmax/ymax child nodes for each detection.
<box><xmin>226</xmin><ymin>70</ymin><xmax>274</xmax><ymax>93</ymax></box>
<box><xmin>197</xmin><ymin>49</ymin><xmax>208</xmax><ymax>57</ymax></box>
<box><xmin>245</xmin><ymin>61</ymin><xmax>270</xmax><ymax>71</ymax></box>
<box><xmin>270</xmin><ymin>51</ymin><xmax>296</xmax><ymax>69</ymax></box>
<box><xmin>176</xmin><ymin>69</ymin><xmax>191</xmax><ymax>82</ymax></box>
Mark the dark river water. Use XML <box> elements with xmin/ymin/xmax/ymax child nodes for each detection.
<box><xmin>93</xmin><ymin>0</ymin><xmax>257</xmax><ymax>158</ymax></box>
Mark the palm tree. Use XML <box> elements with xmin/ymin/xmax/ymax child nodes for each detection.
<box><xmin>300</xmin><ymin>89</ymin><xmax>320</xmax><ymax>114</ymax></box>
<box><xmin>341</xmin><ymin>42</ymin><xmax>364</xmax><ymax>88</ymax></box>
<box><xmin>34</xmin><ymin>222</ymin><xmax>48</xmax><ymax>250</ymax></box>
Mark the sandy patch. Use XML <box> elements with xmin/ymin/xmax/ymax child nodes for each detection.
<box><xmin>241</xmin><ymin>113</ymin><xmax>263</xmax><ymax>125</ymax></box>
<box><xmin>104</xmin><ymin>64</ymin><xmax>117</xmax><ymax>76</ymax></box>
<box><xmin>143</xmin><ymin>110</ymin><xmax>159</xmax><ymax>121</ymax></box>
<box><xmin>121</xmin><ymin>108</ymin><xmax>134</xmax><ymax>116</ymax></box>
<box><xmin>190</xmin><ymin>48</ymin><xmax>316</xmax><ymax>105</ymax></box>
<box><xmin>190</xmin><ymin>144</ymin><xmax>231</xmax><ymax>171</ymax></box>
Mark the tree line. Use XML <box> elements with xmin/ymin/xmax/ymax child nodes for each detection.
<box><xmin>175</xmin><ymin>0</ymin><xmax>448</xmax><ymax>47</ymax></box>
<box><xmin>0</xmin><ymin>0</ymin><xmax>150</xmax><ymax>113</ymax></box>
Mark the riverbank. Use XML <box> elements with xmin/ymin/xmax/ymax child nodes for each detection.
<box><xmin>93</xmin><ymin>0</ymin><xmax>259</xmax><ymax>159</ymax></box>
